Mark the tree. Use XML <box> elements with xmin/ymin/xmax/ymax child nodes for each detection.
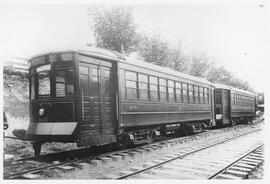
<box><xmin>167</xmin><ymin>43</ymin><xmax>189</xmax><ymax>73</ymax></box>
<box><xmin>207</xmin><ymin>66</ymin><xmax>233</xmax><ymax>84</ymax></box>
<box><xmin>137</xmin><ymin>34</ymin><xmax>170</xmax><ymax>66</ymax></box>
<box><xmin>207</xmin><ymin>66</ymin><xmax>253</xmax><ymax>92</ymax></box>
<box><xmin>91</xmin><ymin>6</ymin><xmax>139</xmax><ymax>54</ymax></box>
<box><xmin>137</xmin><ymin>34</ymin><xmax>189</xmax><ymax>73</ymax></box>
<box><xmin>188</xmin><ymin>53</ymin><xmax>211</xmax><ymax>78</ymax></box>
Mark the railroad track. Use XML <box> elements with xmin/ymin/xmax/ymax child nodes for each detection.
<box><xmin>108</xmin><ymin>128</ymin><xmax>262</xmax><ymax>179</ymax></box>
<box><xmin>4</xmin><ymin>122</ymin><xmax>262</xmax><ymax>179</ymax></box>
<box><xmin>209</xmin><ymin>145</ymin><xmax>264</xmax><ymax>179</ymax></box>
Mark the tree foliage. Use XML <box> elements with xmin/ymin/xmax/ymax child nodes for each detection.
<box><xmin>207</xmin><ymin>66</ymin><xmax>253</xmax><ymax>91</ymax></box>
<box><xmin>167</xmin><ymin>43</ymin><xmax>189</xmax><ymax>73</ymax></box>
<box><xmin>137</xmin><ymin>34</ymin><xmax>170</xmax><ymax>66</ymax></box>
<box><xmin>188</xmin><ymin>53</ymin><xmax>211</xmax><ymax>78</ymax></box>
<box><xmin>91</xmin><ymin>6</ymin><xmax>138</xmax><ymax>53</ymax></box>
<box><xmin>90</xmin><ymin>6</ymin><xmax>253</xmax><ymax>92</ymax></box>
<box><xmin>137</xmin><ymin>34</ymin><xmax>189</xmax><ymax>74</ymax></box>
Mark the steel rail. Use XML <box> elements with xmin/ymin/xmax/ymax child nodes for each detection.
<box><xmin>117</xmin><ymin>128</ymin><xmax>261</xmax><ymax>179</ymax></box>
<box><xmin>208</xmin><ymin>144</ymin><xmax>264</xmax><ymax>179</ymax></box>
<box><xmin>4</xmin><ymin>123</ymin><xmax>261</xmax><ymax>179</ymax></box>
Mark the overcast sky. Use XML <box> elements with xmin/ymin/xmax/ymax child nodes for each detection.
<box><xmin>0</xmin><ymin>1</ymin><xmax>269</xmax><ymax>92</ymax></box>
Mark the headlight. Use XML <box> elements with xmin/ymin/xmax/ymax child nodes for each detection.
<box><xmin>39</xmin><ymin>108</ymin><xmax>45</xmax><ymax>116</ymax></box>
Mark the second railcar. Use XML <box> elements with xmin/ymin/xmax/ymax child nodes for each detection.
<box><xmin>214</xmin><ymin>84</ymin><xmax>256</xmax><ymax>126</ymax></box>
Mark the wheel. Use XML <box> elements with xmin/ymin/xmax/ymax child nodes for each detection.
<box><xmin>201</xmin><ymin>123</ymin><xmax>207</xmax><ymax>131</ymax></box>
<box><xmin>178</xmin><ymin>126</ymin><xmax>189</xmax><ymax>136</ymax></box>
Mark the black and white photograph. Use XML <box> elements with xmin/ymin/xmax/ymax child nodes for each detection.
<box><xmin>1</xmin><ymin>0</ymin><xmax>267</xmax><ymax>181</ymax></box>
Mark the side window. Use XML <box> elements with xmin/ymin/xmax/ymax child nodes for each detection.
<box><xmin>149</xmin><ymin>76</ymin><xmax>158</xmax><ymax>101</ymax></box>
<box><xmin>239</xmin><ymin>95</ymin><xmax>241</xmax><ymax>106</ymax></box>
<box><xmin>239</xmin><ymin>95</ymin><xmax>242</xmax><ymax>106</ymax></box>
<box><xmin>168</xmin><ymin>80</ymin><xmax>175</xmax><ymax>102</ymax></box>
<box><xmin>194</xmin><ymin>85</ymin><xmax>199</xmax><ymax>104</ymax></box>
<box><xmin>159</xmin><ymin>78</ymin><xmax>167</xmax><ymax>102</ymax></box>
<box><xmin>182</xmin><ymin>83</ymin><xmax>188</xmax><ymax>103</ymax></box>
<box><xmin>204</xmin><ymin>87</ymin><xmax>209</xmax><ymax>104</ymax></box>
<box><xmin>188</xmin><ymin>84</ymin><xmax>194</xmax><ymax>103</ymax></box>
<box><xmin>138</xmin><ymin>73</ymin><xmax>149</xmax><ymax>101</ymax></box>
<box><xmin>125</xmin><ymin>71</ymin><xmax>137</xmax><ymax>100</ymax></box>
<box><xmin>175</xmin><ymin>82</ymin><xmax>182</xmax><ymax>103</ymax></box>
<box><xmin>199</xmin><ymin>87</ymin><xmax>204</xmax><ymax>104</ymax></box>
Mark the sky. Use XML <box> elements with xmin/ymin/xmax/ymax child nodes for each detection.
<box><xmin>0</xmin><ymin>1</ymin><xmax>269</xmax><ymax>92</ymax></box>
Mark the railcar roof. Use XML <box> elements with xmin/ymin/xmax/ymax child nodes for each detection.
<box><xmin>28</xmin><ymin>47</ymin><xmax>125</xmax><ymax>62</ymax></box>
<box><xmin>29</xmin><ymin>47</ymin><xmax>213</xmax><ymax>86</ymax></box>
<box><xmin>214</xmin><ymin>83</ymin><xmax>255</xmax><ymax>96</ymax></box>
<box><xmin>123</xmin><ymin>57</ymin><xmax>213</xmax><ymax>86</ymax></box>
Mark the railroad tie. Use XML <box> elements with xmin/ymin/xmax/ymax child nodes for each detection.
<box><xmin>229</xmin><ymin>165</ymin><xmax>252</xmax><ymax>172</ymax></box>
<box><xmin>143</xmin><ymin>162</ymin><xmax>156</xmax><ymax>168</ymax></box>
<box><xmin>56</xmin><ymin>165</ymin><xmax>75</xmax><ymax>172</ymax></box>
<box><xmin>234</xmin><ymin>163</ymin><xmax>256</xmax><ymax>169</ymax></box>
<box><xmin>90</xmin><ymin>159</ymin><xmax>102</xmax><ymax>166</ymax></box>
<box><xmin>225</xmin><ymin>169</ymin><xmax>249</xmax><ymax>177</ymax></box>
<box><xmin>245</xmin><ymin>155</ymin><xmax>263</xmax><ymax>161</ymax></box>
<box><xmin>114</xmin><ymin>153</ymin><xmax>129</xmax><ymax>160</ymax></box>
<box><xmin>20</xmin><ymin>173</ymin><xmax>41</xmax><ymax>179</ymax></box>
<box><xmin>119</xmin><ymin>170</ymin><xmax>134</xmax><ymax>176</ymax></box>
<box><xmin>130</xmin><ymin>166</ymin><xmax>145</xmax><ymax>172</ymax></box>
<box><xmin>99</xmin><ymin>156</ymin><xmax>113</xmax><ymax>163</ymax></box>
<box><xmin>241</xmin><ymin>158</ymin><xmax>262</xmax><ymax>163</ymax></box>
<box><xmin>109</xmin><ymin>155</ymin><xmax>123</xmax><ymax>161</ymax></box>
<box><xmin>217</xmin><ymin>173</ymin><xmax>242</xmax><ymax>179</ymax></box>
<box><xmin>102</xmin><ymin>173</ymin><xmax>120</xmax><ymax>179</ymax></box>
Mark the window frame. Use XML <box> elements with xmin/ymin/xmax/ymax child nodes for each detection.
<box><xmin>182</xmin><ymin>83</ymin><xmax>188</xmax><ymax>103</ymax></box>
<box><xmin>199</xmin><ymin>86</ymin><xmax>204</xmax><ymax>104</ymax></box>
<box><xmin>188</xmin><ymin>84</ymin><xmax>194</xmax><ymax>103</ymax></box>
<box><xmin>149</xmin><ymin>76</ymin><xmax>159</xmax><ymax>101</ymax></box>
<box><xmin>194</xmin><ymin>85</ymin><xmax>199</xmax><ymax>104</ymax></box>
<box><xmin>167</xmin><ymin>80</ymin><xmax>175</xmax><ymax>102</ymax></box>
<box><xmin>36</xmin><ymin>63</ymin><xmax>52</xmax><ymax>97</ymax></box>
<box><xmin>175</xmin><ymin>81</ymin><xmax>182</xmax><ymax>103</ymax></box>
<box><xmin>55</xmin><ymin>66</ymin><xmax>75</xmax><ymax>97</ymax></box>
<box><xmin>125</xmin><ymin>70</ymin><xmax>138</xmax><ymax>100</ymax></box>
<box><xmin>204</xmin><ymin>87</ymin><xmax>209</xmax><ymax>104</ymax></box>
<box><xmin>159</xmin><ymin>78</ymin><xmax>167</xmax><ymax>102</ymax></box>
<box><xmin>138</xmin><ymin>73</ymin><xmax>149</xmax><ymax>101</ymax></box>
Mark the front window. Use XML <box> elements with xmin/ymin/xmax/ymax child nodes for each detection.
<box><xmin>55</xmin><ymin>62</ymin><xmax>75</xmax><ymax>97</ymax></box>
<box><xmin>30</xmin><ymin>54</ymin><xmax>75</xmax><ymax>99</ymax></box>
<box><xmin>37</xmin><ymin>64</ymin><xmax>51</xmax><ymax>96</ymax></box>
